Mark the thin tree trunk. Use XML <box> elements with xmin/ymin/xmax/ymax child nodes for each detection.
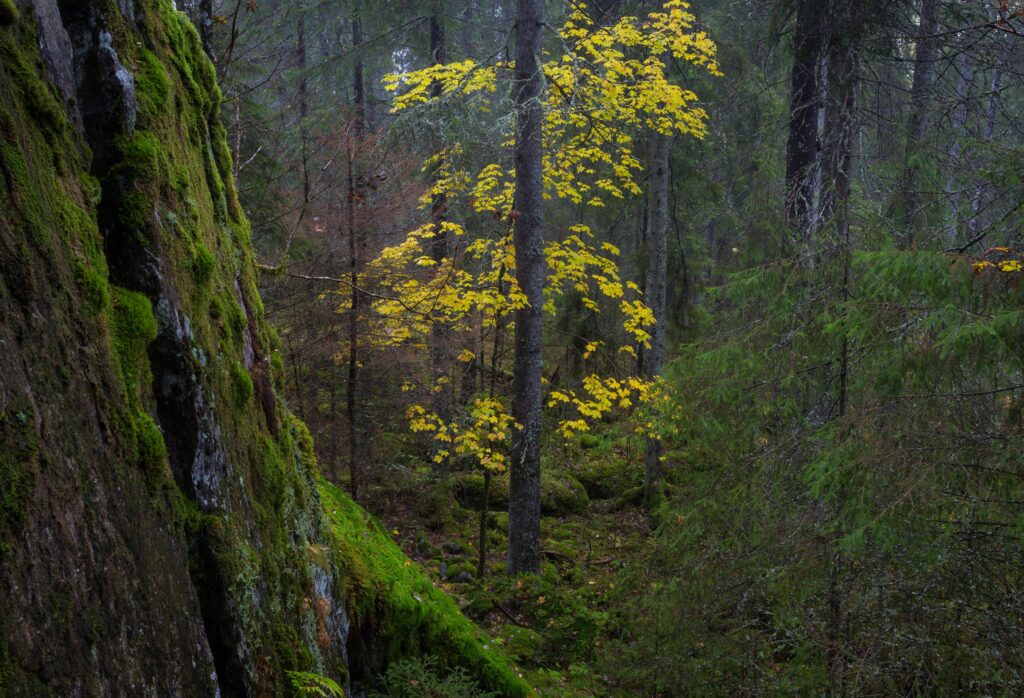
<box><xmin>944</xmin><ymin>51</ymin><xmax>974</xmax><ymax>245</ymax></box>
<box><xmin>875</xmin><ymin>39</ymin><xmax>902</xmax><ymax>167</ymax></box>
<box><xmin>508</xmin><ymin>0</ymin><xmax>544</xmax><ymax>576</ymax></box>
<box><xmin>429</xmin><ymin>12</ymin><xmax>453</xmax><ymax>476</ymax></box>
<box><xmin>899</xmin><ymin>0</ymin><xmax>940</xmax><ymax>246</ymax></box>
<box><xmin>346</xmin><ymin>149</ymin><xmax>360</xmax><ymax>502</ymax></box>
<box><xmin>478</xmin><ymin>267</ymin><xmax>505</xmax><ymax>580</ymax></box>
<box><xmin>297</xmin><ymin>14</ymin><xmax>312</xmax><ymax>221</ymax></box>
<box><xmin>640</xmin><ymin>130</ymin><xmax>669</xmax><ymax>513</ymax></box>
<box><xmin>351</xmin><ymin>14</ymin><xmax>366</xmax><ymax>134</ymax></box>
<box><xmin>968</xmin><ymin>32</ymin><xmax>1009</xmax><ymax>239</ymax></box>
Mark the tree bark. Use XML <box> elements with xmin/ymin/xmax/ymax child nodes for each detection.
<box><xmin>785</xmin><ymin>0</ymin><xmax>825</xmax><ymax>248</ymax></box>
<box><xmin>640</xmin><ymin>131</ymin><xmax>669</xmax><ymax>512</ymax></box>
<box><xmin>820</xmin><ymin>3</ymin><xmax>861</xmax><ymax>229</ymax></box>
<box><xmin>508</xmin><ymin>0</ymin><xmax>544</xmax><ymax>576</ymax></box>
<box><xmin>346</xmin><ymin>11</ymin><xmax>367</xmax><ymax>502</ymax></box>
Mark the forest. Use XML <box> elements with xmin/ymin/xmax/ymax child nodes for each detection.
<box><xmin>0</xmin><ymin>0</ymin><xmax>1022</xmax><ymax>695</ymax></box>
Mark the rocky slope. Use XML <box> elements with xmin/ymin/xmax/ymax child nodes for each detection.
<box><xmin>0</xmin><ymin>1</ymin><xmax>525</xmax><ymax>694</ymax></box>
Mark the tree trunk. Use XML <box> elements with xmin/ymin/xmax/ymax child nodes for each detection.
<box><xmin>944</xmin><ymin>51</ymin><xmax>974</xmax><ymax>245</ymax></box>
<box><xmin>874</xmin><ymin>37</ymin><xmax>903</xmax><ymax>167</ymax></box>
<box><xmin>508</xmin><ymin>0</ymin><xmax>544</xmax><ymax>576</ymax></box>
<box><xmin>640</xmin><ymin>130</ymin><xmax>669</xmax><ymax>512</ymax></box>
<box><xmin>297</xmin><ymin>15</ymin><xmax>311</xmax><ymax>209</ymax></box>
<box><xmin>822</xmin><ymin>9</ymin><xmax>860</xmax><ymax>690</ymax></box>
<box><xmin>346</xmin><ymin>12</ymin><xmax>367</xmax><ymax>502</ymax></box>
<box><xmin>968</xmin><ymin>31</ymin><xmax>1009</xmax><ymax>240</ymax></box>
<box><xmin>820</xmin><ymin>4</ymin><xmax>861</xmax><ymax>230</ymax></box>
<box><xmin>351</xmin><ymin>14</ymin><xmax>366</xmax><ymax>134</ymax></box>
<box><xmin>429</xmin><ymin>12</ymin><xmax>453</xmax><ymax>476</ymax></box>
<box><xmin>478</xmin><ymin>268</ymin><xmax>505</xmax><ymax>580</ymax></box>
<box><xmin>785</xmin><ymin>0</ymin><xmax>825</xmax><ymax>248</ymax></box>
<box><xmin>899</xmin><ymin>0</ymin><xmax>940</xmax><ymax>246</ymax></box>
<box><xmin>346</xmin><ymin>150</ymin><xmax>360</xmax><ymax>502</ymax></box>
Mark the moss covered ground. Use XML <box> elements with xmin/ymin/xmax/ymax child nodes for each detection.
<box><xmin>320</xmin><ymin>482</ymin><xmax>530</xmax><ymax>696</ymax></box>
<box><xmin>355</xmin><ymin>423</ymin><xmax>652</xmax><ymax>696</ymax></box>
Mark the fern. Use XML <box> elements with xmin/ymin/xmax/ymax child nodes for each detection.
<box><xmin>286</xmin><ymin>671</ymin><xmax>345</xmax><ymax>698</ymax></box>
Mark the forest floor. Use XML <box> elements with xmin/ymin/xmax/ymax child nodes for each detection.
<box><xmin>359</xmin><ymin>424</ymin><xmax>651</xmax><ymax>696</ymax></box>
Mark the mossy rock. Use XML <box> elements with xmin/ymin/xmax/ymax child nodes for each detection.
<box><xmin>445</xmin><ymin>561</ymin><xmax>476</xmax><ymax>583</ymax></box>
<box><xmin>452</xmin><ymin>472</ymin><xmax>509</xmax><ymax>511</ymax></box>
<box><xmin>413</xmin><ymin>481</ymin><xmax>458</xmax><ymax>532</ymax></box>
<box><xmin>319</xmin><ymin>482</ymin><xmax>528</xmax><ymax>696</ymax></box>
<box><xmin>503</xmin><ymin>626</ymin><xmax>545</xmax><ymax>667</ymax></box>
<box><xmin>573</xmin><ymin>456</ymin><xmax>640</xmax><ymax>501</ymax></box>
<box><xmin>0</xmin><ymin>0</ymin><xmax>19</xmax><ymax>26</ymax></box>
<box><xmin>488</xmin><ymin>511</ymin><xmax>508</xmax><ymax>532</ymax></box>
<box><xmin>541</xmin><ymin>538</ymin><xmax>578</xmax><ymax>564</ymax></box>
<box><xmin>614</xmin><ymin>484</ymin><xmax>645</xmax><ymax>509</ymax></box>
<box><xmin>539</xmin><ymin>472</ymin><xmax>589</xmax><ymax>516</ymax></box>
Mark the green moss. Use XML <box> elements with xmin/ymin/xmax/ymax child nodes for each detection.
<box><xmin>111</xmin><ymin>286</ymin><xmax>158</xmax><ymax>394</ymax></box>
<box><xmin>0</xmin><ymin>400</ymin><xmax>38</xmax><ymax>542</ymax></box>
<box><xmin>191</xmin><ymin>241</ymin><xmax>216</xmax><ymax>284</ymax></box>
<box><xmin>135</xmin><ymin>411</ymin><xmax>167</xmax><ymax>478</ymax></box>
<box><xmin>452</xmin><ymin>472</ymin><xmax>509</xmax><ymax>511</ymax></box>
<box><xmin>73</xmin><ymin>259</ymin><xmax>111</xmax><ymax>315</ymax></box>
<box><xmin>106</xmin><ymin>132</ymin><xmax>167</xmax><ymax>238</ymax></box>
<box><xmin>0</xmin><ymin>0</ymin><xmax>19</xmax><ymax>26</ymax></box>
<box><xmin>135</xmin><ymin>49</ymin><xmax>171</xmax><ymax>120</ymax></box>
<box><xmin>288</xmin><ymin>414</ymin><xmax>317</xmax><ymax>473</ymax></box>
<box><xmin>228</xmin><ymin>299</ymin><xmax>247</xmax><ymax>337</ymax></box>
<box><xmin>230</xmin><ymin>361</ymin><xmax>254</xmax><ymax>406</ymax></box>
<box><xmin>270</xmin><ymin>351</ymin><xmax>286</xmax><ymax>391</ymax></box>
<box><xmin>0</xmin><ymin>31</ymin><xmax>64</xmax><ymax>135</ymax></box>
<box><xmin>210</xmin><ymin>121</ymin><xmax>242</xmax><ymax>219</ymax></box>
<box><xmin>0</xmin><ymin>139</ymin><xmax>49</xmax><ymax>247</ymax></box>
<box><xmin>319</xmin><ymin>482</ymin><xmax>529</xmax><ymax>697</ymax></box>
<box><xmin>539</xmin><ymin>472</ymin><xmax>589</xmax><ymax>516</ymax></box>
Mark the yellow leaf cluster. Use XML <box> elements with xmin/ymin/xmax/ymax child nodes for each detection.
<box><xmin>548</xmin><ymin>375</ymin><xmax>654</xmax><ymax>438</ymax></box>
<box><xmin>407</xmin><ymin>398</ymin><xmax>518</xmax><ymax>471</ymax></box>
<box><xmin>384</xmin><ymin>0</ymin><xmax>720</xmax><ymax>210</ymax></box>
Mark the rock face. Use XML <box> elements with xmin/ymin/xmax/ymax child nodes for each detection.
<box><xmin>0</xmin><ymin>0</ymin><xmax>349</xmax><ymax>693</ymax></box>
<box><xmin>0</xmin><ymin>1</ymin><xmax>527</xmax><ymax>696</ymax></box>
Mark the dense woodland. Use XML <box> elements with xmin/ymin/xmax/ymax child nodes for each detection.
<box><xmin>1</xmin><ymin>0</ymin><xmax>1023</xmax><ymax>694</ymax></box>
<box><xmin>207</xmin><ymin>0</ymin><xmax>1024</xmax><ymax>693</ymax></box>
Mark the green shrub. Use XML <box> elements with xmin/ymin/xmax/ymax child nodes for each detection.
<box><xmin>371</xmin><ymin>656</ymin><xmax>497</xmax><ymax>698</ymax></box>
